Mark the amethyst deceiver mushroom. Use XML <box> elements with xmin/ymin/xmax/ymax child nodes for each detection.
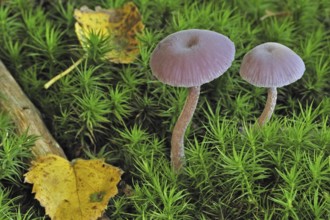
<box><xmin>240</xmin><ymin>42</ymin><xmax>305</xmax><ymax>126</ymax></box>
<box><xmin>150</xmin><ymin>29</ymin><xmax>235</xmax><ymax>171</ymax></box>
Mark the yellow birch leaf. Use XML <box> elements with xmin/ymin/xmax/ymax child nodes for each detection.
<box><xmin>24</xmin><ymin>154</ymin><xmax>123</xmax><ymax>220</ymax></box>
<box><xmin>74</xmin><ymin>2</ymin><xmax>145</xmax><ymax>63</ymax></box>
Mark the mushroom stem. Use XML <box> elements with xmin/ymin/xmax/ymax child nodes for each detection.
<box><xmin>171</xmin><ymin>86</ymin><xmax>200</xmax><ymax>172</ymax></box>
<box><xmin>257</xmin><ymin>87</ymin><xmax>277</xmax><ymax>126</ymax></box>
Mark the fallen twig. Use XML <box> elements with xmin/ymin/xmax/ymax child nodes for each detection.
<box><xmin>260</xmin><ymin>9</ymin><xmax>291</xmax><ymax>21</ymax></box>
<box><xmin>0</xmin><ymin>60</ymin><xmax>66</xmax><ymax>158</ymax></box>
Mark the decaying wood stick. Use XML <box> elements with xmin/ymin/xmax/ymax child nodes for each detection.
<box><xmin>0</xmin><ymin>60</ymin><xmax>66</xmax><ymax>158</ymax></box>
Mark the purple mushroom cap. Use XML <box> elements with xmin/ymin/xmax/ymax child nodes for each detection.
<box><xmin>240</xmin><ymin>42</ymin><xmax>305</xmax><ymax>88</ymax></box>
<box><xmin>150</xmin><ymin>29</ymin><xmax>235</xmax><ymax>87</ymax></box>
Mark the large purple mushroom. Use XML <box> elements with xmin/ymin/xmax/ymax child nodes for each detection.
<box><xmin>240</xmin><ymin>42</ymin><xmax>305</xmax><ymax>126</ymax></box>
<box><xmin>150</xmin><ymin>29</ymin><xmax>235</xmax><ymax>171</ymax></box>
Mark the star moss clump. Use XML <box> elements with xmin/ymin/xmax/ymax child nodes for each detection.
<box><xmin>0</xmin><ymin>0</ymin><xmax>329</xmax><ymax>219</ymax></box>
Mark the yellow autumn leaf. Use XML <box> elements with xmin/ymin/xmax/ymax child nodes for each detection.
<box><xmin>44</xmin><ymin>2</ymin><xmax>144</xmax><ymax>89</ymax></box>
<box><xmin>74</xmin><ymin>2</ymin><xmax>145</xmax><ymax>63</ymax></box>
<box><xmin>24</xmin><ymin>154</ymin><xmax>123</xmax><ymax>220</ymax></box>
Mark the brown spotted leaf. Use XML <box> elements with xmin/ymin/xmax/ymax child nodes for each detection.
<box><xmin>74</xmin><ymin>2</ymin><xmax>145</xmax><ymax>63</ymax></box>
<box><xmin>44</xmin><ymin>2</ymin><xmax>144</xmax><ymax>89</ymax></box>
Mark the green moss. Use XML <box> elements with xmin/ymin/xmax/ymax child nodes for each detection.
<box><xmin>0</xmin><ymin>0</ymin><xmax>329</xmax><ymax>219</ymax></box>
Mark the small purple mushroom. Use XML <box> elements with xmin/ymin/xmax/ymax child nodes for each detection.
<box><xmin>240</xmin><ymin>42</ymin><xmax>305</xmax><ymax>126</ymax></box>
<box><xmin>150</xmin><ymin>29</ymin><xmax>235</xmax><ymax>171</ymax></box>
